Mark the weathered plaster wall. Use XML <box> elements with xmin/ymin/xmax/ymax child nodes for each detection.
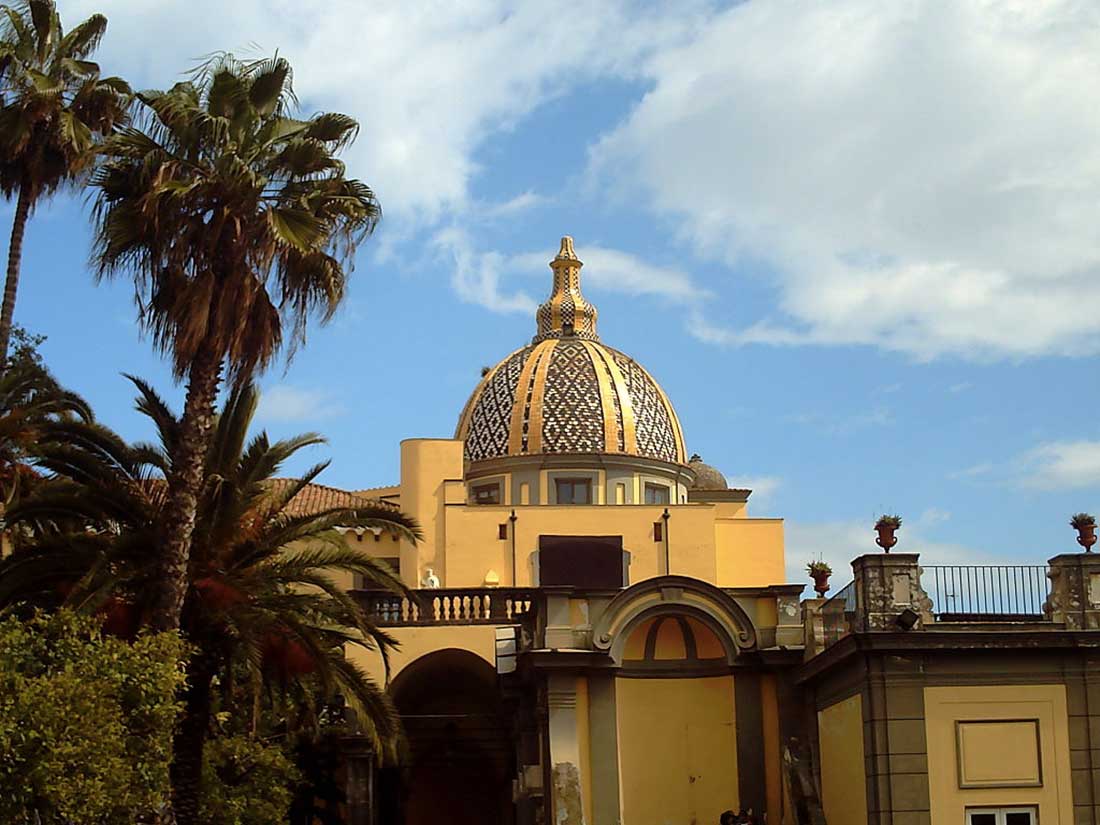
<box><xmin>616</xmin><ymin>675</ymin><xmax>738</xmax><ymax>824</ymax></box>
<box><xmin>924</xmin><ymin>684</ymin><xmax>1073</xmax><ymax>824</ymax></box>
<box><xmin>818</xmin><ymin>693</ymin><xmax>869</xmax><ymax>825</ymax></box>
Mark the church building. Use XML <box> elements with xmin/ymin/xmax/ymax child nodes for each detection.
<box><xmin>323</xmin><ymin>237</ymin><xmax>1100</xmax><ymax>825</ymax></box>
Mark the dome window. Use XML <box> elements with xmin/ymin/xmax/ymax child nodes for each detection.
<box><xmin>471</xmin><ymin>482</ymin><xmax>502</xmax><ymax>505</ymax></box>
<box><xmin>555</xmin><ymin>478</ymin><xmax>592</xmax><ymax>505</ymax></box>
<box><xmin>644</xmin><ymin>483</ymin><xmax>671</xmax><ymax>505</ymax></box>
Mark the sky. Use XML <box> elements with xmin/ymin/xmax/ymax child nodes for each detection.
<box><xmin>10</xmin><ymin>0</ymin><xmax>1100</xmax><ymax>585</ymax></box>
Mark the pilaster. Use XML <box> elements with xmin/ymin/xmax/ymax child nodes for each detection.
<box><xmin>1046</xmin><ymin>553</ymin><xmax>1100</xmax><ymax>629</ymax></box>
<box><xmin>547</xmin><ymin>673</ymin><xmax>587</xmax><ymax>825</ymax></box>
<box><xmin>851</xmin><ymin>553</ymin><xmax>932</xmax><ymax>632</ymax></box>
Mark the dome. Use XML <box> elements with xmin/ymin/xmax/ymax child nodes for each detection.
<box><xmin>688</xmin><ymin>454</ymin><xmax>728</xmax><ymax>491</ymax></box>
<box><xmin>455</xmin><ymin>237</ymin><xmax>687</xmax><ymax>467</ymax></box>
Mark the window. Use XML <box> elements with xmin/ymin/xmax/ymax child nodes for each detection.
<box><xmin>538</xmin><ymin>535</ymin><xmax>624</xmax><ymax>588</ymax></box>
<box><xmin>471</xmin><ymin>482</ymin><xmax>501</xmax><ymax>505</ymax></box>
<box><xmin>644</xmin><ymin>483</ymin><xmax>670</xmax><ymax>505</ymax></box>
<box><xmin>966</xmin><ymin>808</ymin><xmax>1037</xmax><ymax>825</ymax></box>
<box><xmin>555</xmin><ymin>478</ymin><xmax>592</xmax><ymax>505</ymax></box>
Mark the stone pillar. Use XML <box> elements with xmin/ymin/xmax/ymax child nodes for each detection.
<box><xmin>775</xmin><ymin>585</ymin><xmax>806</xmax><ymax>647</ymax></box>
<box><xmin>802</xmin><ymin>598</ymin><xmax>826</xmax><ymax>659</ymax></box>
<box><xmin>1045</xmin><ymin>553</ymin><xmax>1100</xmax><ymax>629</ymax></box>
<box><xmin>851</xmin><ymin>553</ymin><xmax>933</xmax><ymax>632</ymax></box>
<box><xmin>547</xmin><ymin>673</ymin><xmax>586</xmax><ymax>825</ymax></box>
<box><xmin>544</xmin><ymin>588</ymin><xmax>577</xmax><ymax>649</ymax></box>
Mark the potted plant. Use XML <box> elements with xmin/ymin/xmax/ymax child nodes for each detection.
<box><xmin>1071</xmin><ymin>512</ymin><xmax>1097</xmax><ymax>553</ymax></box>
<box><xmin>806</xmin><ymin>560</ymin><xmax>832</xmax><ymax>597</ymax></box>
<box><xmin>875</xmin><ymin>514</ymin><xmax>902</xmax><ymax>553</ymax></box>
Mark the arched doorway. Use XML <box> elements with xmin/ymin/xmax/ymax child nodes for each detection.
<box><xmin>384</xmin><ymin>649</ymin><xmax>514</xmax><ymax>825</ymax></box>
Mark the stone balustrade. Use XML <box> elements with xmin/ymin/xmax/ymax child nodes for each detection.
<box><xmin>354</xmin><ymin>587</ymin><xmax>539</xmax><ymax>626</ymax></box>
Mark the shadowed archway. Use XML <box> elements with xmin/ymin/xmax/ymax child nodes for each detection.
<box><xmin>381</xmin><ymin>649</ymin><xmax>514</xmax><ymax>825</ymax></box>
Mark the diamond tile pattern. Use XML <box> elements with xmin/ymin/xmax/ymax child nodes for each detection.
<box><xmin>457</xmin><ymin>339</ymin><xmax>684</xmax><ymax>464</ymax></box>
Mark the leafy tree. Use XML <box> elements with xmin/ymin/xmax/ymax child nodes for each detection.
<box><xmin>5</xmin><ymin>378</ymin><xmax>417</xmax><ymax>823</ymax></box>
<box><xmin>200</xmin><ymin>735</ymin><xmax>299</xmax><ymax>825</ymax></box>
<box><xmin>0</xmin><ymin>0</ymin><xmax>129</xmax><ymax>361</ymax></box>
<box><xmin>0</xmin><ymin>609</ymin><xmax>185</xmax><ymax>824</ymax></box>
<box><xmin>0</xmin><ymin>352</ymin><xmax>89</xmax><ymax>525</ymax></box>
<box><xmin>89</xmin><ymin>53</ymin><xmax>381</xmax><ymax>635</ymax></box>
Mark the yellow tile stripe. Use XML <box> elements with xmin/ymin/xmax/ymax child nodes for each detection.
<box><xmin>507</xmin><ymin>340</ymin><xmax>555</xmax><ymax>454</ymax></box>
<box><xmin>526</xmin><ymin>340</ymin><xmax>557</xmax><ymax>454</ymax></box>
<box><xmin>581</xmin><ymin>341</ymin><xmax>620</xmax><ymax>453</ymax></box>
<box><xmin>587</xmin><ymin>343</ymin><xmax>637</xmax><ymax>455</ymax></box>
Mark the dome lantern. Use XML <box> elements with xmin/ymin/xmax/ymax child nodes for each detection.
<box><xmin>456</xmin><ymin>235</ymin><xmax>687</xmax><ymax>468</ymax></box>
<box><xmin>533</xmin><ymin>236</ymin><xmax>599</xmax><ymax>343</ymax></box>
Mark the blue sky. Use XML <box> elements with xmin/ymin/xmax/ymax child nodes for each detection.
<box><xmin>11</xmin><ymin>0</ymin><xmax>1100</xmax><ymax>581</ymax></box>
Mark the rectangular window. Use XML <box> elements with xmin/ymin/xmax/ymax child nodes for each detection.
<box><xmin>966</xmin><ymin>809</ymin><xmax>1037</xmax><ymax>825</ymax></box>
<box><xmin>653</xmin><ymin>521</ymin><xmax>663</xmax><ymax>542</ymax></box>
<box><xmin>644</xmin><ymin>483</ymin><xmax>670</xmax><ymax>505</ymax></box>
<box><xmin>471</xmin><ymin>482</ymin><xmax>501</xmax><ymax>505</ymax></box>
<box><xmin>555</xmin><ymin>478</ymin><xmax>592</xmax><ymax>505</ymax></box>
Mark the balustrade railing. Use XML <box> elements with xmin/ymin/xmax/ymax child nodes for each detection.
<box><xmin>354</xmin><ymin>587</ymin><xmax>539</xmax><ymax>626</ymax></box>
<box><xmin>821</xmin><ymin>580</ymin><xmax>856</xmax><ymax>648</ymax></box>
<box><xmin>923</xmin><ymin>565</ymin><xmax>1050</xmax><ymax>621</ymax></box>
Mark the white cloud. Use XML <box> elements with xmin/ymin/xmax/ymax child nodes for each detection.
<box><xmin>435</xmin><ymin>230</ymin><xmax>711</xmax><ymax>315</ymax></box>
<box><xmin>258</xmin><ymin>385</ymin><xmax>346</xmax><ymax>423</ymax></box>
<box><xmin>950</xmin><ymin>461</ymin><xmax>994</xmax><ymax>480</ymax></box>
<box><xmin>592</xmin><ymin>0</ymin><xmax>1100</xmax><ymax>360</ymax></box>
<box><xmin>785</xmin><ymin>518</ymin><xmax>1001</xmax><ymax>593</ymax></box>
<box><xmin>433</xmin><ymin>227</ymin><xmax>537</xmax><ymax>314</ymax></box>
<box><xmin>70</xmin><ymin>0</ymin><xmax>701</xmax><ymax>223</ymax></box>
<box><xmin>1018</xmin><ymin>440</ymin><xmax>1100</xmax><ymax>490</ymax></box>
<box><xmin>784</xmin><ymin>405</ymin><xmax>893</xmax><ymax>436</ymax></box>
<box><xmin>726</xmin><ymin>474</ymin><xmax>781</xmax><ymax>510</ymax></box>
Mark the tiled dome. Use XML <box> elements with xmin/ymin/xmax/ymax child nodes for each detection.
<box><xmin>455</xmin><ymin>237</ymin><xmax>687</xmax><ymax>466</ymax></box>
<box><xmin>687</xmin><ymin>454</ymin><xmax>728</xmax><ymax>491</ymax></box>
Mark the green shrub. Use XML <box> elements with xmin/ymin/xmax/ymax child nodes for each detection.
<box><xmin>0</xmin><ymin>610</ymin><xmax>185</xmax><ymax>824</ymax></box>
<box><xmin>201</xmin><ymin>735</ymin><xmax>300</xmax><ymax>825</ymax></box>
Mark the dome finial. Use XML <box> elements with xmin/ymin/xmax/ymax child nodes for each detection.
<box><xmin>534</xmin><ymin>235</ymin><xmax>598</xmax><ymax>342</ymax></box>
<box><xmin>557</xmin><ymin>235</ymin><xmax>578</xmax><ymax>260</ymax></box>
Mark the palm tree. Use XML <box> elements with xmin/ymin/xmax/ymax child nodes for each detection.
<box><xmin>3</xmin><ymin>378</ymin><xmax>418</xmax><ymax>823</ymax></box>
<box><xmin>0</xmin><ymin>0</ymin><xmax>129</xmax><ymax>362</ymax></box>
<box><xmin>89</xmin><ymin>52</ymin><xmax>380</xmax><ymax>634</ymax></box>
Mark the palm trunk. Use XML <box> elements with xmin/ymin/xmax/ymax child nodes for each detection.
<box><xmin>171</xmin><ymin>654</ymin><xmax>216</xmax><ymax>825</ymax></box>
<box><xmin>151</xmin><ymin>341</ymin><xmax>222</xmax><ymax>632</ymax></box>
<box><xmin>0</xmin><ymin>183</ymin><xmax>33</xmax><ymax>365</ymax></box>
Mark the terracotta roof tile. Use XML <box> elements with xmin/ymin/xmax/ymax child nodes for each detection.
<box><xmin>265</xmin><ymin>479</ymin><xmax>398</xmax><ymax>517</ymax></box>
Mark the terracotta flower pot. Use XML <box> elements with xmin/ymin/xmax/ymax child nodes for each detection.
<box><xmin>875</xmin><ymin>525</ymin><xmax>898</xmax><ymax>553</ymax></box>
<box><xmin>810</xmin><ymin>572</ymin><xmax>830</xmax><ymax>597</ymax></box>
<box><xmin>1076</xmin><ymin>524</ymin><xmax>1097</xmax><ymax>553</ymax></box>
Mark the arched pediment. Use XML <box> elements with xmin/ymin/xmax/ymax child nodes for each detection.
<box><xmin>592</xmin><ymin>575</ymin><xmax>758</xmax><ymax>665</ymax></box>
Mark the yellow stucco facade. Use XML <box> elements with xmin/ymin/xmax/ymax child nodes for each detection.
<box><xmin>335</xmin><ymin>237</ymin><xmax>1097</xmax><ymax>825</ymax></box>
<box><xmin>818</xmin><ymin>694</ymin><xmax>868</xmax><ymax>825</ymax></box>
<box><xmin>925</xmin><ymin>685</ymin><xmax>1073</xmax><ymax>824</ymax></box>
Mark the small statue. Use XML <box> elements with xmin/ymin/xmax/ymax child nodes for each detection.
<box><xmin>421</xmin><ymin>567</ymin><xmax>440</xmax><ymax>589</ymax></box>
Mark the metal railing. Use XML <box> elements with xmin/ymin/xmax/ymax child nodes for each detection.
<box><xmin>922</xmin><ymin>565</ymin><xmax>1049</xmax><ymax>621</ymax></box>
<box><xmin>821</xmin><ymin>580</ymin><xmax>856</xmax><ymax>647</ymax></box>
<box><xmin>354</xmin><ymin>587</ymin><xmax>539</xmax><ymax>626</ymax></box>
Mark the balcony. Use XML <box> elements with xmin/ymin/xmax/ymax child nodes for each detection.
<box><xmin>816</xmin><ymin>561</ymin><xmax>1058</xmax><ymax>653</ymax></box>
<box><xmin>354</xmin><ymin>587</ymin><xmax>540</xmax><ymax>626</ymax></box>
<box><xmin>923</xmin><ymin>564</ymin><xmax>1049</xmax><ymax>622</ymax></box>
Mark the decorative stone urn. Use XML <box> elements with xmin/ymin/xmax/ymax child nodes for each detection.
<box><xmin>1072</xmin><ymin>513</ymin><xmax>1097</xmax><ymax>553</ymax></box>
<box><xmin>875</xmin><ymin>516</ymin><xmax>901</xmax><ymax>553</ymax></box>
<box><xmin>810</xmin><ymin>570</ymin><xmax>830</xmax><ymax>597</ymax></box>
